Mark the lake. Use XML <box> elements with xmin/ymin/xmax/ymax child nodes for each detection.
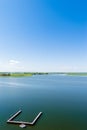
<box><xmin>0</xmin><ymin>75</ymin><xmax>87</xmax><ymax>130</ymax></box>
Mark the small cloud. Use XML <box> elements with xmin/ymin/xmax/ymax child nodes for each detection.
<box><xmin>9</xmin><ymin>60</ymin><xmax>20</xmax><ymax>65</ymax></box>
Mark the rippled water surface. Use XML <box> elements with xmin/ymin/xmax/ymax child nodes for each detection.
<box><xmin>0</xmin><ymin>75</ymin><xmax>87</xmax><ymax>130</ymax></box>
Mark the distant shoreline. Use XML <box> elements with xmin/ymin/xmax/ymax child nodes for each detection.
<box><xmin>0</xmin><ymin>72</ymin><xmax>87</xmax><ymax>77</ymax></box>
<box><xmin>0</xmin><ymin>72</ymin><xmax>48</xmax><ymax>77</ymax></box>
<box><xmin>66</xmin><ymin>73</ymin><xmax>87</xmax><ymax>76</ymax></box>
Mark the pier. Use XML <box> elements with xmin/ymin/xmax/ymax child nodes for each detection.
<box><xmin>7</xmin><ymin>110</ymin><xmax>22</xmax><ymax>122</ymax></box>
<box><xmin>7</xmin><ymin>110</ymin><xmax>42</xmax><ymax>128</ymax></box>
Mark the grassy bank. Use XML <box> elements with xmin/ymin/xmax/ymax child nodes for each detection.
<box><xmin>0</xmin><ymin>72</ymin><xmax>87</xmax><ymax>77</ymax></box>
<box><xmin>0</xmin><ymin>73</ymin><xmax>32</xmax><ymax>77</ymax></box>
<box><xmin>66</xmin><ymin>72</ymin><xmax>87</xmax><ymax>76</ymax></box>
<box><xmin>0</xmin><ymin>72</ymin><xmax>48</xmax><ymax>77</ymax></box>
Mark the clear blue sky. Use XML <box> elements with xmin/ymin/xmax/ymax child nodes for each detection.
<box><xmin>0</xmin><ymin>0</ymin><xmax>87</xmax><ymax>72</ymax></box>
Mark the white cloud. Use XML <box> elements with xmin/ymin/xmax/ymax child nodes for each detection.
<box><xmin>9</xmin><ymin>60</ymin><xmax>20</xmax><ymax>65</ymax></box>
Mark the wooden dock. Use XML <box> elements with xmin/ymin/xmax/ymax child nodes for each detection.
<box><xmin>7</xmin><ymin>110</ymin><xmax>42</xmax><ymax>127</ymax></box>
<box><xmin>7</xmin><ymin>110</ymin><xmax>22</xmax><ymax>122</ymax></box>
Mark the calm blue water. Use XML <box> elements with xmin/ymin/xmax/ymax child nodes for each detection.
<box><xmin>0</xmin><ymin>75</ymin><xmax>87</xmax><ymax>130</ymax></box>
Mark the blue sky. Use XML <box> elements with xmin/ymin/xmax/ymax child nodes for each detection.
<box><xmin>0</xmin><ymin>0</ymin><xmax>87</xmax><ymax>72</ymax></box>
